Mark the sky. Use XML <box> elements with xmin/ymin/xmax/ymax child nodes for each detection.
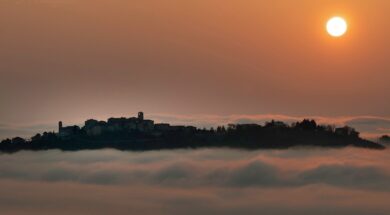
<box><xmin>0</xmin><ymin>148</ymin><xmax>390</xmax><ymax>214</ymax></box>
<box><xmin>0</xmin><ymin>0</ymin><xmax>389</xmax><ymax>138</ymax></box>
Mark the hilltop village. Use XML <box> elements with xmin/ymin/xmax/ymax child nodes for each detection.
<box><xmin>0</xmin><ymin>112</ymin><xmax>385</xmax><ymax>152</ymax></box>
<box><xmin>58</xmin><ymin>112</ymin><xmax>196</xmax><ymax>139</ymax></box>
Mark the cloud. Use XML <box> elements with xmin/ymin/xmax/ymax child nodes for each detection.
<box><xmin>345</xmin><ymin>117</ymin><xmax>390</xmax><ymax>138</ymax></box>
<box><xmin>0</xmin><ymin>180</ymin><xmax>389</xmax><ymax>215</ymax></box>
<box><xmin>207</xmin><ymin>161</ymin><xmax>281</xmax><ymax>187</ymax></box>
<box><xmin>0</xmin><ymin>122</ymin><xmax>56</xmax><ymax>140</ymax></box>
<box><xmin>0</xmin><ymin>148</ymin><xmax>390</xmax><ymax>190</ymax></box>
<box><xmin>298</xmin><ymin>165</ymin><xmax>390</xmax><ymax>190</ymax></box>
<box><xmin>0</xmin><ymin>148</ymin><xmax>390</xmax><ymax>214</ymax></box>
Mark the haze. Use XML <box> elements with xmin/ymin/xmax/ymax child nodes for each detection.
<box><xmin>0</xmin><ymin>0</ymin><xmax>389</xmax><ymax>134</ymax></box>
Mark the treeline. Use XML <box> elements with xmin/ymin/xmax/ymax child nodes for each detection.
<box><xmin>0</xmin><ymin>119</ymin><xmax>385</xmax><ymax>153</ymax></box>
<box><xmin>380</xmin><ymin>135</ymin><xmax>390</xmax><ymax>143</ymax></box>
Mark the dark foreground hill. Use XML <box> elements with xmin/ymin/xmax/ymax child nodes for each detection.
<box><xmin>0</xmin><ymin>113</ymin><xmax>385</xmax><ymax>153</ymax></box>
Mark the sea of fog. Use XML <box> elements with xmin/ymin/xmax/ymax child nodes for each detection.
<box><xmin>0</xmin><ymin>147</ymin><xmax>390</xmax><ymax>215</ymax></box>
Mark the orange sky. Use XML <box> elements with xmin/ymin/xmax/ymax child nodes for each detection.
<box><xmin>0</xmin><ymin>0</ymin><xmax>389</xmax><ymax>126</ymax></box>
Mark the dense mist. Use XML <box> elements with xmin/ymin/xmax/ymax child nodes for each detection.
<box><xmin>1</xmin><ymin>148</ymin><xmax>389</xmax><ymax>215</ymax></box>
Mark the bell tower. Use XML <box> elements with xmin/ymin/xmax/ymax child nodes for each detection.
<box><xmin>138</xmin><ymin>112</ymin><xmax>144</xmax><ymax>121</ymax></box>
<box><xmin>58</xmin><ymin>121</ymin><xmax>63</xmax><ymax>133</ymax></box>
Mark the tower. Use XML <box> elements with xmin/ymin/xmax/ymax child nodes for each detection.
<box><xmin>58</xmin><ymin>121</ymin><xmax>63</xmax><ymax>133</ymax></box>
<box><xmin>138</xmin><ymin>112</ymin><xmax>144</xmax><ymax>121</ymax></box>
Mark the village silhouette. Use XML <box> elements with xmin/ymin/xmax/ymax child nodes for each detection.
<box><xmin>0</xmin><ymin>112</ymin><xmax>385</xmax><ymax>152</ymax></box>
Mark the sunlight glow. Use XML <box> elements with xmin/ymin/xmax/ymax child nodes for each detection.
<box><xmin>326</xmin><ymin>17</ymin><xmax>348</xmax><ymax>37</ymax></box>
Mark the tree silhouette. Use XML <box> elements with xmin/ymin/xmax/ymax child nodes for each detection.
<box><xmin>0</xmin><ymin>118</ymin><xmax>385</xmax><ymax>153</ymax></box>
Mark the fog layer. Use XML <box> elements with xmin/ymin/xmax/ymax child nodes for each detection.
<box><xmin>0</xmin><ymin>148</ymin><xmax>389</xmax><ymax>214</ymax></box>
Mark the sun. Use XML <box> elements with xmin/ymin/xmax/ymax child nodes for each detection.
<box><xmin>326</xmin><ymin>17</ymin><xmax>348</xmax><ymax>37</ymax></box>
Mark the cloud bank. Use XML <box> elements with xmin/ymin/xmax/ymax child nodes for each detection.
<box><xmin>1</xmin><ymin>148</ymin><xmax>389</xmax><ymax>189</ymax></box>
<box><xmin>0</xmin><ymin>148</ymin><xmax>390</xmax><ymax>215</ymax></box>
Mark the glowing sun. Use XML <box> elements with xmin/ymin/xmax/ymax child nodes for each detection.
<box><xmin>326</xmin><ymin>17</ymin><xmax>348</xmax><ymax>37</ymax></box>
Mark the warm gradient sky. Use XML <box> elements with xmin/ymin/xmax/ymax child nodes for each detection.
<box><xmin>0</xmin><ymin>0</ymin><xmax>389</xmax><ymax>135</ymax></box>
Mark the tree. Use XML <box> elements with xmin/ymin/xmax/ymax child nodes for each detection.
<box><xmin>380</xmin><ymin>135</ymin><xmax>390</xmax><ymax>142</ymax></box>
<box><xmin>294</xmin><ymin>119</ymin><xmax>317</xmax><ymax>131</ymax></box>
